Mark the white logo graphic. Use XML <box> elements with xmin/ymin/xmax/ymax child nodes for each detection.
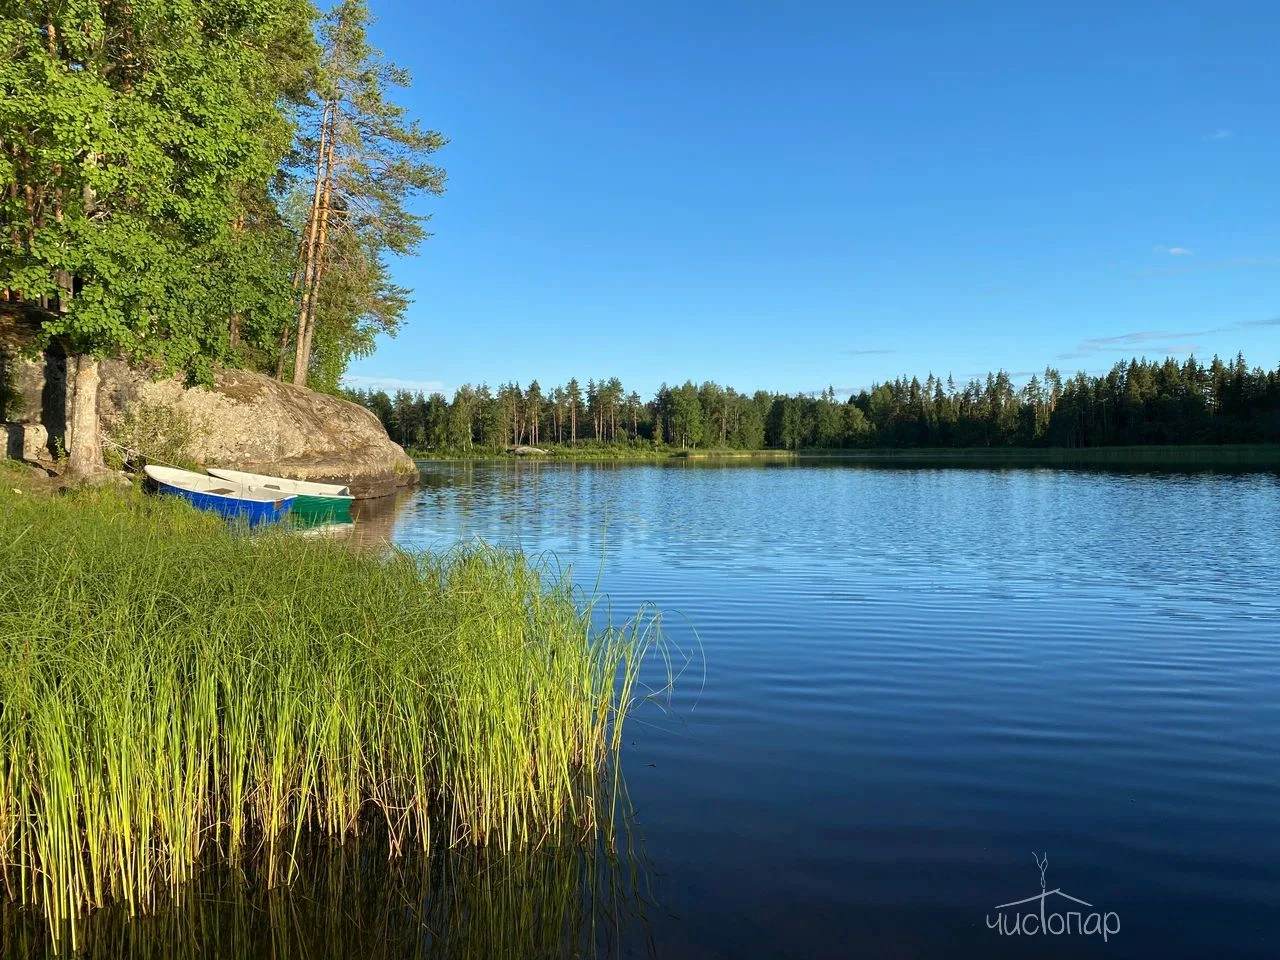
<box><xmin>987</xmin><ymin>853</ymin><xmax>1120</xmax><ymax>941</ymax></box>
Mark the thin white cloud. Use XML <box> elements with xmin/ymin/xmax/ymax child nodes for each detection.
<box><xmin>1056</xmin><ymin>315</ymin><xmax>1278</xmax><ymax>362</ymax></box>
<box><xmin>341</xmin><ymin>374</ymin><xmax>448</xmax><ymax>395</ymax></box>
<box><xmin>1058</xmin><ymin>341</ymin><xmax>1202</xmax><ymax>362</ymax></box>
<box><xmin>1131</xmin><ymin>254</ymin><xmax>1280</xmax><ymax>277</ymax></box>
<box><xmin>1152</xmin><ymin>245</ymin><xmax>1192</xmax><ymax>256</ymax></box>
<box><xmin>1204</xmin><ymin>129</ymin><xmax>1233</xmax><ymax>141</ymax></box>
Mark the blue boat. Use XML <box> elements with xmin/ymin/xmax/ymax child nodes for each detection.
<box><xmin>143</xmin><ymin>465</ymin><xmax>295</xmax><ymax>526</ymax></box>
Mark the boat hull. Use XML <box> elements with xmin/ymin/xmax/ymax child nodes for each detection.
<box><xmin>291</xmin><ymin>493</ymin><xmax>353</xmax><ymax>524</ymax></box>
<box><xmin>154</xmin><ymin>481</ymin><xmax>293</xmax><ymax>526</ymax></box>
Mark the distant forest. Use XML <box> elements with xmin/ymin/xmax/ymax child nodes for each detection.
<box><xmin>346</xmin><ymin>353</ymin><xmax>1280</xmax><ymax>452</ymax></box>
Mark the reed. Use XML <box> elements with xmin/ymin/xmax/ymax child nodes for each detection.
<box><xmin>0</xmin><ymin>484</ymin><xmax>656</xmax><ymax>951</ymax></box>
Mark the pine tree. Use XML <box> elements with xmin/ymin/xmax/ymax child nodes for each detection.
<box><xmin>288</xmin><ymin>0</ymin><xmax>446</xmax><ymax>388</ymax></box>
<box><xmin>566</xmin><ymin>378</ymin><xmax>581</xmax><ymax>444</ymax></box>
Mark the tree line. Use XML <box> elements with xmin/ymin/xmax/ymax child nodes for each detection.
<box><xmin>349</xmin><ymin>353</ymin><xmax>1280</xmax><ymax>452</ymax></box>
<box><xmin>0</xmin><ymin>0</ymin><xmax>445</xmax><ymax>473</ymax></box>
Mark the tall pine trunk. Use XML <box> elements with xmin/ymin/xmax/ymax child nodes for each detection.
<box><xmin>297</xmin><ymin>133</ymin><xmax>337</xmax><ymax>385</ymax></box>
<box><xmin>293</xmin><ymin>100</ymin><xmax>335</xmax><ymax>387</ymax></box>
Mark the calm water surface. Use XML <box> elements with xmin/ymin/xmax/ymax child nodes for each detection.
<box><xmin>16</xmin><ymin>462</ymin><xmax>1277</xmax><ymax>959</ymax></box>
<box><xmin>383</xmin><ymin>461</ymin><xmax>1280</xmax><ymax>960</ymax></box>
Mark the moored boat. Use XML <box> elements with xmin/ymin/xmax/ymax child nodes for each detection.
<box><xmin>207</xmin><ymin>468</ymin><xmax>354</xmax><ymax>523</ymax></box>
<box><xmin>143</xmin><ymin>465</ymin><xmax>295</xmax><ymax>526</ymax></box>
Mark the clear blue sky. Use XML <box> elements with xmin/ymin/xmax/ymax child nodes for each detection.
<box><xmin>343</xmin><ymin>0</ymin><xmax>1280</xmax><ymax>399</ymax></box>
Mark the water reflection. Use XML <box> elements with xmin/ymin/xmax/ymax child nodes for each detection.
<box><xmin>339</xmin><ymin>487</ymin><xmax>418</xmax><ymax>548</ymax></box>
<box><xmin>4</xmin><ymin>823</ymin><xmax>654</xmax><ymax>959</ymax></box>
<box><xmin>386</xmin><ymin>460</ymin><xmax>1280</xmax><ymax>959</ymax></box>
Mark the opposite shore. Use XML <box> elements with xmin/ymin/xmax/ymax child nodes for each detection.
<box><xmin>410</xmin><ymin>442</ymin><xmax>1280</xmax><ymax>468</ymax></box>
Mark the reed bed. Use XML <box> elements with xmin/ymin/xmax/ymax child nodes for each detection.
<box><xmin>0</xmin><ymin>485</ymin><xmax>654</xmax><ymax>952</ymax></box>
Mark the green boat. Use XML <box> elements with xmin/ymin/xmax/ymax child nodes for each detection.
<box><xmin>207</xmin><ymin>468</ymin><xmax>354</xmax><ymax>523</ymax></box>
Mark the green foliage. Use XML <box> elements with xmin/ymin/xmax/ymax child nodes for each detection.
<box><xmin>305</xmin><ymin>228</ymin><xmax>412</xmax><ymax>393</ymax></box>
<box><xmin>0</xmin><ymin>485</ymin><xmax>655</xmax><ymax>947</ymax></box>
<box><xmin>0</xmin><ymin>0</ymin><xmax>319</xmax><ymax>374</ymax></box>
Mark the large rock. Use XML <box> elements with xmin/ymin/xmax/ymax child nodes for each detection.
<box><xmin>95</xmin><ymin>360</ymin><xmax>418</xmax><ymax>498</ymax></box>
<box><xmin>2</xmin><ymin>421</ymin><xmax>49</xmax><ymax>462</ymax></box>
<box><xmin>2</xmin><ymin>323</ymin><xmax>416</xmax><ymax>497</ymax></box>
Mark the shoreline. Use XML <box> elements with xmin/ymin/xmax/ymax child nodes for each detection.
<box><xmin>412</xmin><ymin>442</ymin><xmax>1280</xmax><ymax>468</ymax></box>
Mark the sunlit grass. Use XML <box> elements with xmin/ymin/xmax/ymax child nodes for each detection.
<box><xmin>0</xmin><ymin>485</ymin><xmax>657</xmax><ymax>952</ymax></box>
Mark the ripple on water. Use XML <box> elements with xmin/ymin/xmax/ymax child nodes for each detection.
<box><xmin>394</xmin><ymin>462</ymin><xmax>1280</xmax><ymax>959</ymax></box>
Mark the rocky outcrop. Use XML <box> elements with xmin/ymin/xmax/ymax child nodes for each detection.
<box><xmin>2</xmin><ymin>333</ymin><xmax>417</xmax><ymax>498</ymax></box>
<box><xmin>95</xmin><ymin>361</ymin><xmax>418</xmax><ymax>498</ymax></box>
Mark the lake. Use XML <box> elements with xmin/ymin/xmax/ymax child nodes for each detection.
<box><xmin>16</xmin><ymin>461</ymin><xmax>1280</xmax><ymax>959</ymax></box>
<box><xmin>388</xmin><ymin>461</ymin><xmax>1280</xmax><ymax>959</ymax></box>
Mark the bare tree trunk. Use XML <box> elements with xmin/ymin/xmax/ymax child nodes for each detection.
<box><xmin>275</xmin><ymin>325</ymin><xmax>290</xmax><ymax>380</ymax></box>
<box><xmin>296</xmin><ymin>134</ymin><xmax>337</xmax><ymax>386</ymax></box>
<box><xmin>56</xmin><ymin>270</ymin><xmax>72</xmax><ymax>314</ymax></box>
<box><xmin>293</xmin><ymin>100</ymin><xmax>334</xmax><ymax>386</ymax></box>
<box><xmin>67</xmin><ymin>355</ymin><xmax>104</xmax><ymax>477</ymax></box>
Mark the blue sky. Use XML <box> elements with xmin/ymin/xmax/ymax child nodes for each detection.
<box><xmin>343</xmin><ymin>0</ymin><xmax>1280</xmax><ymax>399</ymax></box>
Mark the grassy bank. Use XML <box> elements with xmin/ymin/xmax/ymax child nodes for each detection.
<box><xmin>0</xmin><ymin>480</ymin><xmax>653</xmax><ymax>950</ymax></box>
<box><xmin>412</xmin><ymin>442</ymin><xmax>1280</xmax><ymax>467</ymax></box>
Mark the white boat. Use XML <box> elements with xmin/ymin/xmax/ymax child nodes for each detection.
<box><xmin>206</xmin><ymin>468</ymin><xmax>352</xmax><ymax>499</ymax></box>
<box><xmin>207</xmin><ymin>468</ymin><xmax>353</xmax><ymax>522</ymax></box>
<box><xmin>142</xmin><ymin>465</ymin><xmax>295</xmax><ymax>525</ymax></box>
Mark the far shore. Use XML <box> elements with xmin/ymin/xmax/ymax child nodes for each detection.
<box><xmin>412</xmin><ymin>442</ymin><xmax>1280</xmax><ymax>468</ymax></box>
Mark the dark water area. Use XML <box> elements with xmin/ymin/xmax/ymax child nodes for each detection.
<box><xmin>10</xmin><ymin>462</ymin><xmax>1280</xmax><ymax>958</ymax></box>
<box><xmin>393</xmin><ymin>462</ymin><xmax>1280</xmax><ymax>959</ymax></box>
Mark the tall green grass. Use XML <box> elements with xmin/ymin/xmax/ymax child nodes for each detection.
<box><xmin>0</xmin><ymin>485</ymin><xmax>655</xmax><ymax>951</ymax></box>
